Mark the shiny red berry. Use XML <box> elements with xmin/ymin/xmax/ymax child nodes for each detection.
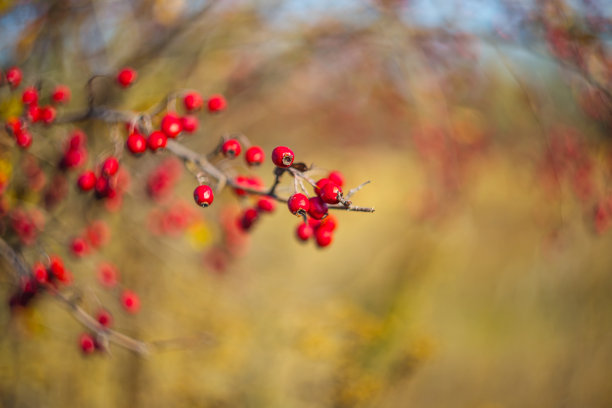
<box><xmin>320</xmin><ymin>182</ymin><xmax>342</xmax><ymax>204</ymax></box>
<box><xmin>161</xmin><ymin>112</ymin><xmax>182</xmax><ymax>138</ymax></box>
<box><xmin>117</xmin><ymin>67</ymin><xmax>137</xmax><ymax>87</ymax></box>
<box><xmin>101</xmin><ymin>156</ymin><xmax>119</xmax><ymax>177</ymax></box>
<box><xmin>94</xmin><ymin>176</ymin><xmax>111</xmax><ymax>198</ymax></box>
<box><xmin>314</xmin><ymin>226</ymin><xmax>333</xmax><ymax>248</ymax></box>
<box><xmin>271</xmin><ymin>146</ymin><xmax>294</xmax><ymax>168</ymax></box>
<box><xmin>288</xmin><ymin>193</ymin><xmax>310</xmax><ymax>215</ymax></box>
<box><xmin>193</xmin><ymin>185</ymin><xmax>214</xmax><ymax>207</ymax></box>
<box><xmin>307</xmin><ymin>196</ymin><xmax>328</xmax><ymax>220</ymax></box>
<box><xmin>183</xmin><ymin>92</ymin><xmax>203</xmax><ymax>111</ymax></box>
<box><xmin>6</xmin><ymin>67</ymin><xmax>22</xmax><ymax>88</ymax></box>
<box><xmin>207</xmin><ymin>94</ymin><xmax>227</xmax><ymax>112</ymax></box>
<box><xmin>126</xmin><ymin>132</ymin><xmax>147</xmax><ymax>154</ymax></box>
<box><xmin>21</xmin><ymin>87</ymin><xmax>38</xmax><ymax>105</ymax></box>
<box><xmin>296</xmin><ymin>223</ymin><xmax>313</xmax><ymax>241</ymax></box>
<box><xmin>70</xmin><ymin>236</ymin><xmax>89</xmax><ymax>257</ymax></box>
<box><xmin>32</xmin><ymin>262</ymin><xmax>48</xmax><ymax>284</ymax></box>
<box><xmin>147</xmin><ymin>131</ymin><xmax>167</xmax><ymax>151</ymax></box>
<box><xmin>256</xmin><ymin>197</ymin><xmax>276</xmax><ymax>213</ymax></box>
<box><xmin>181</xmin><ymin>115</ymin><xmax>199</xmax><ymax>133</ymax></box>
<box><xmin>314</xmin><ymin>178</ymin><xmax>330</xmax><ymax>196</ymax></box>
<box><xmin>121</xmin><ymin>290</ymin><xmax>140</xmax><ymax>313</ymax></box>
<box><xmin>51</xmin><ymin>84</ymin><xmax>71</xmax><ymax>104</ymax></box>
<box><xmin>39</xmin><ymin>106</ymin><xmax>56</xmax><ymax>125</ymax></box>
<box><xmin>96</xmin><ymin>309</ymin><xmax>113</xmax><ymax>328</ymax></box>
<box><xmin>221</xmin><ymin>139</ymin><xmax>241</xmax><ymax>158</ymax></box>
<box><xmin>26</xmin><ymin>105</ymin><xmax>40</xmax><ymax>122</ymax></box>
<box><xmin>62</xmin><ymin>148</ymin><xmax>87</xmax><ymax>169</ymax></box>
<box><xmin>245</xmin><ymin>146</ymin><xmax>265</xmax><ymax>166</ymax></box>
<box><xmin>15</xmin><ymin>130</ymin><xmax>32</xmax><ymax>149</ymax></box>
<box><xmin>5</xmin><ymin>117</ymin><xmax>23</xmax><ymax>134</ymax></box>
<box><xmin>328</xmin><ymin>170</ymin><xmax>345</xmax><ymax>187</ymax></box>
<box><xmin>77</xmin><ymin>171</ymin><xmax>97</xmax><ymax>191</ymax></box>
<box><xmin>68</xmin><ymin>130</ymin><xmax>87</xmax><ymax>150</ymax></box>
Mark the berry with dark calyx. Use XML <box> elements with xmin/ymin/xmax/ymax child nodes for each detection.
<box><xmin>6</xmin><ymin>67</ymin><xmax>22</xmax><ymax>88</ymax></box>
<box><xmin>147</xmin><ymin>131</ymin><xmax>167</xmax><ymax>151</ymax></box>
<box><xmin>21</xmin><ymin>87</ymin><xmax>38</xmax><ymax>105</ymax></box>
<box><xmin>117</xmin><ymin>67</ymin><xmax>137</xmax><ymax>87</ymax></box>
<box><xmin>96</xmin><ymin>309</ymin><xmax>113</xmax><ymax>328</ymax></box>
<box><xmin>161</xmin><ymin>112</ymin><xmax>182</xmax><ymax>138</ymax></box>
<box><xmin>181</xmin><ymin>115</ymin><xmax>199</xmax><ymax>133</ymax></box>
<box><xmin>238</xmin><ymin>207</ymin><xmax>259</xmax><ymax>231</ymax></box>
<box><xmin>296</xmin><ymin>223</ymin><xmax>313</xmax><ymax>242</ymax></box>
<box><xmin>193</xmin><ymin>185</ymin><xmax>214</xmax><ymax>207</ymax></box>
<box><xmin>121</xmin><ymin>290</ymin><xmax>140</xmax><ymax>314</ymax></box>
<box><xmin>207</xmin><ymin>94</ymin><xmax>227</xmax><ymax>112</ymax></box>
<box><xmin>314</xmin><ymin>225</ymin><xmax>334</xmax><ymax>248</ymax></box>
<box><xmin>256</xmin><ymin>197</ymin><xmax>276</xmax><ymax>213</ymax></box>
<box><xmin>101</xmin><ymin>156</ymin><xmax>119</xmax><ymax>176</ymax></box>
<box><xmin>308</xmin><ymin>196</ymin><xmax>328</xmax><ymax>220</ymax></box>
<box><xmin>320</xmin><ymin>182</ymin><xmax>342</xmax><ymax>204</ymax></box>
<box><xmin>288</xmin><ymin>193</ymin><xmax>310</xmax><ymax>215</ymax></box>
<box><xmin>328</xmin><ymin>170</ymin><xmax>345</xmax><ymax>188</ymax></box>
<box><xmin>245</xmin><ymin>146</ymin><xmax>265</xmax><ymax>166</ymax></box>
<box><xmin>15</xmin><ymin>130</ymin><xmax>32</xmax><ymax>149</ymax></box>
<box><xmin>271</xmin><ymin>146</ymin><xmax>294</xmax><ymax>168</ymax></box>
<box><xmin>80</xmin><ymin>333</ymin><xmax>96</xmax><ymax>354</ymax></box>
<box><xmin>126</xmin><ymin>132</ymin><xmax>147</xmax><ymax>155</ymax></box>
<box><xmin>51</xmin><ymin>85</ymin><xmax>71</xmax><ymax>104</ymax></box>
<box><xmin>39</xmin><ymin>106</ymin><xmax>56</xmax><ymax>125</ymax></box>
<box><xmin>221</xmin><ymin>139</ymin><xmax>242</xmax><ymax>158</ymax></box>
<box><xmin>183</xmin><ymin>91</ymin><xmax>203</xmax><ymax>111</ymax></box>
<box><xmin>77</xmin><ymin>171</ymin><xmax>97</xmax><ymax>191</ymax></box>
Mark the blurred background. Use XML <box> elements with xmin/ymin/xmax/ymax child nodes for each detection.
<box><xmin>1</xmin><ymin>0</ymin><xmax>612</xmax><ymax>407</ymax></box>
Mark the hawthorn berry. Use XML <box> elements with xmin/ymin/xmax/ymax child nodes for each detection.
<box><xmin>96</xmin><ymin>309</ymin><xmax>113</xmax><ymax>328</ymax></box>
<box><xmin>39</xmin><ymin>106</ymin><xmax>56</xmax><ymax>125</ymax></box>
<box><xmin>126</xmin><ymin>132</ymin><xmax>147</xmax><ymax>154</ymax></box>
<box><xmin>97</xmin><ymin>262</ymin><xmax>119</xmax><ymax>287</ymax></box>
<box><xmin>314</xmin><ymin>226</ymin><xmax>333</xmax><ymax>248</ymax></box>
<box><xmin>256</xmin><ymin>197</ymin><xmax>276</xmax><ymax>213</ymax></box>
<box><xmin>221</xmin><ymin>139</ymin><xmax>242</xmax><ymax>158</ymax></box>
<box><xmin>21</xmin><ymin>87</ymin><xmax>39</xmax><ymax>105</ymax></box>
<box><xmin>193</xmin><ymin>184</ymin><xmax>214</xmax><ymax>207</ymax></box>
<box><xmin>181</xmin><ymin>115</ymin><xmax>199</xmax><ymax>133</ymax></box>
<box><xmin>68</xmin><ymin>129</ymin><xmax>87</xmax><ymax>150</ymax></box>
<box><xmin>117</xmin><ymin>67</ymin><xmax>137</xmax><ymax>87</ymax></box>
<box><xmin>79</xmin><ymin>333</ymin><xmax>97</xmax><ymax>354</ymax></box>
<box><xmin>15</xmin><ymin>130</ymin><xmax>32</xmax><ymax>149</ymax></box>
<box><xmin>26</xmin><ymin>105</ymin><xmax>40</xmax><ymax>122</ymax></box>
<box><xmin>49</xmin><ymin>255</ymin><xmax>72</xmax><ymax>284</ymax></box>
<box><xmin>70</xmin><ymin>236</ymin><xmax>89</xmax><ymax>257</ymax></box>
<box><xmin>315</xmin><ymin>178</ymin><xmax>330</xmax><ymax>196</ymax></box>
<box><xmin>320</xmin><ymin>182</ymin><xmax>342</xmax><ymax>204</ymax></box>
<box><xmin>147</xmin><ymin>131</ymin><xmax>167</xmax><ymax>151</ymax></box>
<box><xmin>183</xmin><ymin>91</ymin><xmax>203</xmax><ymax>111</ymax></box>
<box><xmin>320</xmin><ymin>214</ymin><xmax>337</xmax><ymax>231</ymax></box>
<box><xmin>94</xmin><ymin>176</ymin><xmax>112</xmax><ymax>198</ymax></box>
<box><xmin>5</xmin><ymin>117</ymin><xmax>23</xmax><ymax>134</ymax></box>
<box><xmin>101</xmin><ymin>156</ymin><xmax>119</xmax><ymax>176</ymax></box>
<box><xmin>51</xmin><ymin>85</ymin><xmax>71</xmax><ymax>104</ymax></box>
<box><xmin>307</xmin><ymin>196</ymin><xmax>328</xmax><ymax>220</ymax></box>
<box><xmin>62</xmin><ymin>148</ymin><xmax>87</xmax><ymax>169</ymax></box>
<box><xmin>288</xmin><ymin>193</ymin><xmax>310</xmax><ymax>215</ymax></box>
<box><xmin>245</xmin><ymin>146</ymin><xmax>265</xmax><ymax>166</ymax></box>
<box><xmin>328</xmin><ymin>170</ymin><xmax>345</xmax><ymax>188</ymax></box>
<box><xmin>271</xmin><ymin>146</ymin><xmax>294</xmax><ymax>168</ymax></box>
<box><xmin>207</xmin><ymin>94</ymin><xmax>227</xmax><ymax>112</ymax></box>
<box><xmin>161</xmin><ymin>112</ymin><xmax>182</xmax><ymax>138</ymax></box>
<box><xmin>32</xmin><ymin>262</ymin><xmax>48</xmax><ymax>284</ymax></box>
<box><xmin>121</xmin><ymin>290</ymin><xmax>140</xmax><ymax>314</ymax></box>
<box><xmin>6</xmin><ymin>67</ymin><xmax>22</xmax><ymax>88</ymax></box>
<box><xmin>296</xmin><ymin>223</ymin><xmax>313</xmax><ymax>241</ymax></box>
<box><xmin>238</xmin><ymin>207</ymin><xmax>259</xmax><ymax>231</ymax></box>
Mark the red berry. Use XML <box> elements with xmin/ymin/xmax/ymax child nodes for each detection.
<box><xmin>183</xmin><ymin>92</ymin><xmax>203</xmax><ymax>111</ymax></box>
<box><xmin>288</xmin><ymin>193</ymin><xmax>310</xmax><ymax>215</ymax></box>
<box><xmin>245</xmin><ymin>146</ymin><xmax>265</xmax><ymax>166</ymax></box>
<box><xmin>39</xmin><ymin>106</ymin><xmax>56</xmax><ymax>125</ymax></box>
<box><xmin>320</xmin><ymin>182</ymin><xmax>342</xmax><ymax>204</ymax></box>
<box><xmin>49</xmin><ymin>255</ymin><xmax>71</xmax><ymax>283</ymax></box>
<box><xmin>147</xmin><ymin>131</ymin><xmax>167</xmax><ymax>151</ymax></box>
<box><xmin>26</xmin><ymin>105</ymin><xmax>40</xmax><ymax>122</ymax></box>
<box><xmin>21</xmin><ymin>87</ymin><xmax>38</xmax><ymax>105</ymax></box>
<box><xmin>271</xmin><ymin>146</ymin><xmax>294</xmax><ymax>168</ymax></box>
<box><xmin>79</xmin><ymin>333</ymin><xmax>96</xmax><ymax>354</ymax></box>
<box><xmin>221</xmin><ymin>139</ymin><xmax>242</xmax><ymax>158</ymax></box>
<box><xmin>314</xmin><ymin>226</ymin><xmax>333</xmax><ymax>248</ymax></box>
<box><xmin>238</xmin><ymin>207</ymin><xmax>259</xmax><ymax>231</ymax></box>
<box><xmin>68</xmin><ymin>130</ymin><xmax>87</xmax><ymax>150</ymax></box>
<box><xmin>193</xmin><ymin>184</ymin><xmax>214</xmax><ymax>207</ymax></box>
<box><xmin>51</xmin><ymin>84</ymin><xmax>71</xmax><ymax>104</ymax></box>
<box><xmin>296</xmin><ymin>223</ymin><xmax>313</xmax><ymax>241</ymax></box>
<box><xmin>15</xmin><ymin>130</ymin><xmax>32</xmax><ymax>149</ymax></box>
<box><xmin>101</xmin><ymin>156</ymin><xmax>119</xmax><ymax>176</ymax></box>
<box><xmin>126</xmin><ymin>132</ymin><xmax>147</xmax><ymax>155</ymax></box>
<box><xmin>94</xmin><ymin>176</ymin><xmax>111</xmax><ymax>198</ymax></box>
<box><xmin>161</xmin><ymin>112</ymin><xmax>182</xmax><ymax>138</ymax></box>
<box><xmin>307</xmin><ymin>196</ymin><xmax>328</xmax><ymax>220</ymax></box>
<box><xmin>96</xmin><ymin>309</ymin><xmax>113</xmax><ymax>328</ymax></box>
<box><xmin>207</xmin><ymin>94</ymin><xmax>227</xmax><ymax>112</ymax></box>
<box><xmin>320</xmin><ymin>214</ymin><xmax>337</xmax><ymax>231</ymax></box>
<box><xmin>328</xmin><ymin>170</ymin><xmax>345</xmax><ymax>188</ymax></box>
<box><xmin>117</xmin><ymin>67</ymin><xmax>137</xmax><ymax>87</ymax></box>
<box><xmin>256</xmin><ymin>197</ymin><xmax>276</xmax><ymax>213</ymax></box>
<box><xmin>121</xmin><ymin>290</ymin><xmax>140</xmax><ymax>314</ymax></box>
<box><xmin>97</xmin><ymin>262</ymin><xmax>119</xmax><ymax>287</ymax></box>
<box><xmin>32</xmin><ymin>262</ymin><xmax>48</xmax><ymax>284</ymax></box>
<box><xmin>6</xmin><ymin>67</ymin><xmax>22</xmax><ymax>88</ymax></box>
<box><xmin>5</xmin><ymin>117</ymin><xmax>23</xmax><ymax>134</ymax></box>
<box><xmin>314</xmin><ymin>178</ymin><xmax>330</xmax><ymax>196</ymax></box>
<box><xmin>70</xmin><ymin>236</ymin><xmax>89</xmax><ymax>257</ymax></box>
<box><xmin>181</xmin><ymin>115</ymin><xmax>199</xmax><ymax>133</ymax></box>
<box><xmin>62</xmin><ymin>148</ymin><xmax>87</xmax><ymax>169</ymax></box>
